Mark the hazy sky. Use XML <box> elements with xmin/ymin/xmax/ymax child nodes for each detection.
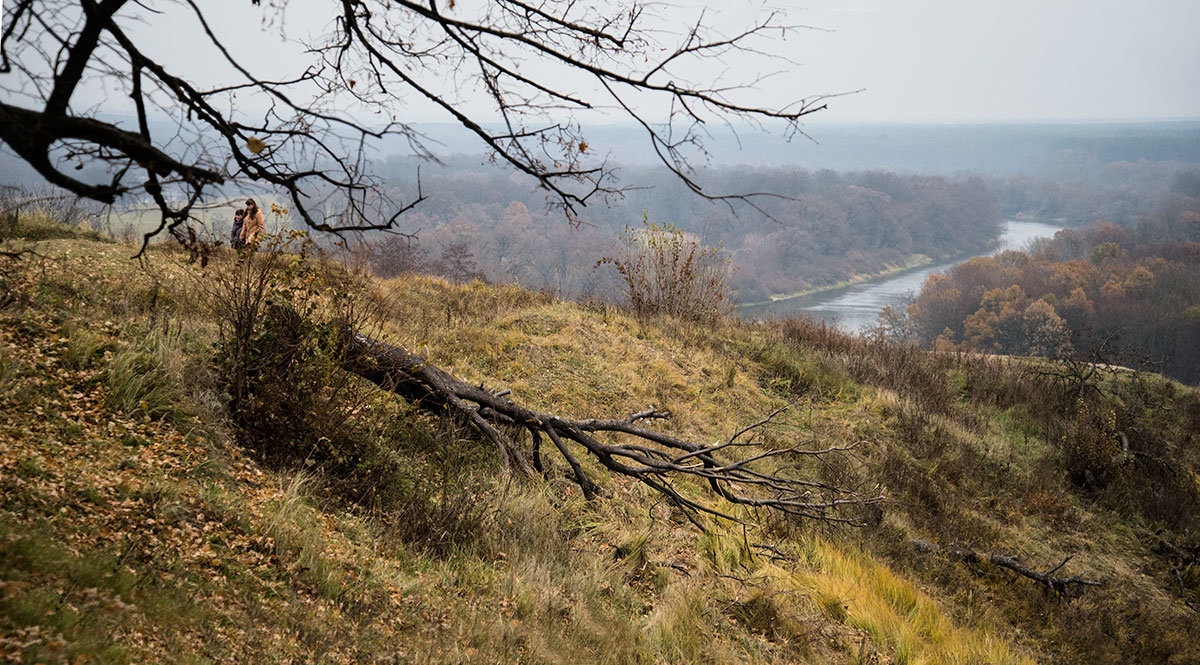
<box><xmin>29</xmin><ymin>0</ymin><xmax>1200</xmax><ymax>125</ymax></box>
<box><xmin>790</xmin><ymin>0</ymin><xmax>1200</xmax><ymax>123</ymax></box>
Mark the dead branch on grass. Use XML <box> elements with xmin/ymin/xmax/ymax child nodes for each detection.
<box><xmin>911</xmin><ymin>539</ymin><xmax>1101</xmax><ymax>597</ymax></box>
<box><xmin>338</xmin><ymin>326</ymin><xmax>883</xmax><ymax>528</ymax></box>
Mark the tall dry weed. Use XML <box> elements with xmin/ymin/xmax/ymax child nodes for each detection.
<box><xmin>599</xmin><ymin>216</ymin><xmax>734</xmax><ymax>323</ymax></box>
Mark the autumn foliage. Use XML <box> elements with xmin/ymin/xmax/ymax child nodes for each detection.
<box><xmin>908</xmin><ymin>185</ymin><xmax>1200</xmax><ymax>384</ymax></box>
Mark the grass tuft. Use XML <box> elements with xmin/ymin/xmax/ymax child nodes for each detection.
<box><xmin>801</xmin><ymin>539</ymin><xmax>1035</xmax><ymax>665</ymax></box>
<box><xmin>103</xmin><ymin>328</ymin><xmax>187</xmax><ymax>423</ymax></box>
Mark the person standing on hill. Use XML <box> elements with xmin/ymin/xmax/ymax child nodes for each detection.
<box><xmin>240</xmin><ymin>198</ymin><xmax>265</xmax><ymax>246</ymax></box>
<box><xmin>230</xmin><ymin>208</ymin><xmax>246</xmax><ymax>250</ymax></box>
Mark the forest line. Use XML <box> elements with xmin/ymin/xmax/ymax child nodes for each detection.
<box><xmin>369</xmin><ymin>157</ymin><xmax>1176</xmax><ymax>306</ymax></box>
<box><xmin>907</xmin><ymin>173</ymin><xmax>1200</xmax><ymax>384</ymax></box>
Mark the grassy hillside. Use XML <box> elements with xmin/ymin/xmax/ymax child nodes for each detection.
<box><xmin>1</xmin><ymin>216</ymin><xmax>1197</xmax><ymax>664</ymax></box>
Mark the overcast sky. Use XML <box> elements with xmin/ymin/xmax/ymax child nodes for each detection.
<box><xmin>789</xmin><ymin>0</ymin><xmax>1200</xmax><ymax>123</ymax></box>
<box><xmin>28</xmin><ymin>0</ymin><xmax>1200</xmax><ymax>125</ymax></box>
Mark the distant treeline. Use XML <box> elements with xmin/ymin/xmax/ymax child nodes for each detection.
<box><xmin>372</xmin><ymin>122</ymin><xmax>1200</xmax><ymax>177</ymax></box>
<box><xmin>373</xmin><ymin>159</ymin><xmax>1002</xmax><ymax>301</ymax></box>
<box><xmin>908</xmin><ymin>173</ymin><xmax>1200</xmax><ymax>384</ymax></box>
<box><xmin>990</xmin><ymin>159</ymin><xmax>1184</xmax><ymax>226</ymax></box>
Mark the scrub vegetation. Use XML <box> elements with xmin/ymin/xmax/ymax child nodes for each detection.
<box><xmin>1</xmin><ymin>213</ymin><xmax>1198</xmax><ymax>664</ymax></box>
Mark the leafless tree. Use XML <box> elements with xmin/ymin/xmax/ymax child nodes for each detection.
<box><xmin>433</xmin><ymin>239</ymin><xmax>484</xmax><ymax>283</ymax></box>
<box><xmin>3</xmin><ymin>0</ymin><xmax>882</xmax><ymax>525</ymax></box>
<box><xmin>1028</xmin><ymin>329</ymin><xmax>1144</xmax><ymax>401</ymax></box>
<box><xmin>1</xmin><ymin>0</ymin><xmax>836</xmax><ymax>253</ymax></box>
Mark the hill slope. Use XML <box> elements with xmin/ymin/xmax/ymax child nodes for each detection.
<box><xmin>1</xmin><ymin>220</ymin><xmax>1198</xmax><ymax>664</ymax></box>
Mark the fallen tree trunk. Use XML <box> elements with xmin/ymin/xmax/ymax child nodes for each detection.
<box><xmin>911</xmin><ymin>539</ymin><xmax>1101</xmax><ymax>597</ymax></box>
<box><xmin>339</xmin><ymin>327</ymin><xmax>883</xmax><ymax>527</ymax></box>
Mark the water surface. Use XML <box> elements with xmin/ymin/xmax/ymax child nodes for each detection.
<box><xmin>743</xmin><ymin>220</ymin><xmax>1064</xmax><ymax>333</ymax></box>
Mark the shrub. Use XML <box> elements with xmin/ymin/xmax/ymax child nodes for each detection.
<box><xmin>599</xmin><ymin>216</ymin><xmax>734</xmax><ymax>323</ymax></box>
<box><xmin>199</xmin><ymin>234</ymin><xmax>392</xmax><ymax>494</ymax></box>
<box><xmin>199</xmin><ymin>232</ymin><xmax>496</xmax><ymax>551</ymax></box>
<box><xmin>1061</xmin><ymin>399</ymin><xmax>1121</xmax><ymax>489</ymax></box>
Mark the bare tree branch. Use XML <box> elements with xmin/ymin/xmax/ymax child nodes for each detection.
<box><xmin>1</xmin><ymin>0</ymin><xmax>839</xmax><ymax>243</ymax></box>
<box><xmin>911</xmin><ymin>539</ymin><xmax>1102</xmax><ymax>598</ymax></box>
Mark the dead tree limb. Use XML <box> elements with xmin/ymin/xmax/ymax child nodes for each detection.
<box><xmin>340</xmin><ymin>327</ymin><xmax>883</xmax><ymax>527</ymax></box>
<box><xmin>911</xmin><ymin>539</ymin><xmax>1101</xmax><ymax>597</ymax></box>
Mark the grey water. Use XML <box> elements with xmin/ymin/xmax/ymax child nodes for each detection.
<box><xmin>742</xmin><ymin>220</ymin><xmax>1065</xmax><ymax>334</ymax></box>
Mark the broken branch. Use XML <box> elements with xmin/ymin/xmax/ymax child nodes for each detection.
<box><xmin>911</xmin><ymin>539</ymin><xmax>1101</xmax><ymax>597</ymax></box>
<box><xmin>338</xmin><ymin>325</ymin><xmax>883</xmax><ymax>526</ymax></box>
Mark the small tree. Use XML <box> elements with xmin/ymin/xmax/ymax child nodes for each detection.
<box><xmin>871</xmin><ymin>304</ymin><xmax>916</xmax><ymax>343</ymax></box>
<box><xmin>434</xmin><ymin>240</ymin><xmax>486</xmax><ymax>284</ymax></box>
<box><xmin>600</xmin><ymin>217</ymin><xmax>734</xmax><ymax>323</ymax></box>
<box><xmin>371</xmin><ymin>235</ymin><xmax>427</xmax><ymax>278</ymax></box>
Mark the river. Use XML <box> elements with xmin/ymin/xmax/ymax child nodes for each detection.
<box><xmin>741</xmin><ymin>220</ymin><xmax>1065</xmax><ymax>333</ymax></box>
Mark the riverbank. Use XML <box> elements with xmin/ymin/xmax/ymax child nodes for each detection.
<box><xmin>742</xmin><ymin>220</ymin><xmax>1068</xmax><ymax>331</ymax></box>
<box><xmin>739</xmin><ymin>253</ymin><xmax>934</xmax><ymax>308</ymax></box>
<box><xmin>1010</xmin><ymin>211</ymin><xmax>1069</xmax><ymax>224</ymax></box>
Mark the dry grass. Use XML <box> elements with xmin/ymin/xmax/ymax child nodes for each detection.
<box><xmin>2</xmin><ymin>221</ymin><xmax>1195</xmax><ymax>664</ymax></box>
<box><xmin>800</xmin><ymin>539</ymin><xmax>1035</xmax><ymax>665</ymax></box>
<box><xmin>376</xmin><ymin>273</ymin><xmax>783</xmax><ymax>444</ymax></box>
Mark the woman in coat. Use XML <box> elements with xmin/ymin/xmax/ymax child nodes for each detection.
<box><xmin>240</xmin><ymin>198</ymin><xmax>265</xmax><ymax>246</ymax></box>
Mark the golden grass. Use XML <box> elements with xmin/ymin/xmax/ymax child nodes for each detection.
<box><xmin>377</xmin><ymin>274</ymin><xmax>785</xmax><ymax>443</ymax></box>
<box><xmin>799</xmin><ymin>538</ymin><xmax>1036</xmax><ymax>665</ymax></box>
<box><xmin>3</xmin><ymin>227</ymin><xmax>1124</xmax><ymax>664</ymax></box>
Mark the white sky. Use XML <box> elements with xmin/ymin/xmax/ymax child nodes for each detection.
<box><xmin>19</xmin><ymin>0</ymin><xmax>1200</xmax><ymax>124</ymax></box>
<box><xmin>789</xmin><ymin>0</ymin><xmax>1200</xmax><ymax>123</ymax></box>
